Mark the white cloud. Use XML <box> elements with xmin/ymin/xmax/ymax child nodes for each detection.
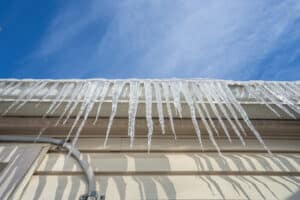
<box><xmin>32</xmin><ymin>0</ymin><xmax>300</xmax><ymax>79</ymax></box>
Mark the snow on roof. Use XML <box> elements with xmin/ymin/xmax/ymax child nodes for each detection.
<box><xmin>0</xmin><ymin>79</ymin><xmax>299</xmax><ymax>154</ymax></box>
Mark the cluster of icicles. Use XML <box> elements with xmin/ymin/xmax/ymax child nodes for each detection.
<box><xmin>0</xmin><ymin>79</ymin><xmax>299</xmax><ymax>155</ymax></box>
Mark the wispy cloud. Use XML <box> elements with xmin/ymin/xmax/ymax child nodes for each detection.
<box><xmin>30</xmin><ymin>0</ymin><xmax>300</xmax><ymax>80</ymax></box>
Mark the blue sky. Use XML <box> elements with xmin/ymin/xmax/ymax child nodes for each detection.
<box><xmin>0</xmin><ymin>0</ymin><xmax>300</xmax><ymax>80</ymax></box>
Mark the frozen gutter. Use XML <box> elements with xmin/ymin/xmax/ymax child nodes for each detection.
<box><xmin>0</xmin><ymin>79</ymin><xmax>299</xmax><ymax>153</ymax></box>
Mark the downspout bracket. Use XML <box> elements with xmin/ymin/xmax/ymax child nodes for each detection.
<box><xmin>80</xmin><ymin>191</ymin><xmax>105</xmax><ymax>200</ymax></box>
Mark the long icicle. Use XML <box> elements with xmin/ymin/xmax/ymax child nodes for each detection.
<box><xmin>144</xmin><ymin>81</ymin><xmax>154</xmax><ymax>151</ymax></box>
<box><xmin>215</xmin><ymin>82</ymin><xmax>247</xmax><ymax>136</ymax></box>
<box><xmin>208</xmin><ymin>82</ymin><xmax>246</xmax><ymax>146</ymax></box>
<box><xmin>43</xmin><ymin>83</ymin><xmax>69</xmax><ymax>118</ymax></box>
<box><xmin>128</xmin><ymin>80</ymin><xmax>140</xmax><ymax>147</ymax></box>
<box><xmin>181</xmin><ymin>82</ymin><xmax>203</xmax><ymax>147</ymax></box>
<box><xmin>48</xmin><ymin>83</ymin><xmax>75</xmax><ymax>115</ymax></box>
<box><xmin>195</xmin><ymin>83</ymin><xmax>220</xmax><ymax>137</ymax></box>
<box><xmin>193</xmin><ymin>90</ymin><xmax>222</xmax><ymax>156</ymax></box>
<box><xmin>55</xmin><ymin>83</ymin><xmax>84</xmax><ymax>126</ymax></box>
<box><xmin>162</xmin><ymin>81</ymin><xmax>176</xmax><ymax>139</ymax></box>
<box><xmin>93</xmin><ymin>81</ymin><xmax>110</xmax><ymax>125</ymax></box>
<box><xmin>200</xmin><ymin>83</ymin><xmax>232</xmax><ymax>142</ymax></box>
<box><xmin>153</xmin><ymin>82</ymin><xmax>166</xmax><ymax>134</ymax></box>
<box><xmin>104</xmin><ymin>81</ymin><xmax>126</xmax><ymax>146</ymax></box>
<box><xmin>64</xmin><ymin>82</ymin><xmax>91</xmax><ymax>142</ymax></box>
<box><xmin>63</xmin><ymin>82</ymin><xmax>89</xmax><ymax>125</ymax></box>
<box><xmin>170</xmin><ymin>81</ymin><xmax>183</xmax><ymax>118</ymax></box>
<box><xmin>71</xmin><ymin>82</ymin><xmax>99</xmax><ymax>147</ymax></box>
<box><xmin>218</xmin><ymin>82</ymin><xmax>271</xmax><ymax>154</ymax></box>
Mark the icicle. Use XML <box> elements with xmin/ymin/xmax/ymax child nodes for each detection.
<box><xmin>128</xmin><ymin>81</ymin><xmax>140</xmax><ymax>147</ymax></box>
<box><xmin>153</xmin><ymin>82</ymin><xmax>165</xmax><ymax>134</ymax></box>
<box><xmin>35</xmin><ymin>82</ymin><xmax>60</xmax><ymax>108</ymax></box>
<box><xmin>266</xmin><ymin>83</ymin><xmax>300</xmax><ymax>114</ymax></box>
<box><xmin>180</xmin><ymin>82</ymin><xmax>203</xmax><ymax>147</ymax></box>
<box><xmin>55</xmin><ymin>83</ymin><xmax>84</xmax><ymax>126</ymax></box>
<box><xmin>144</xmin><ymin>81</ymin><xmax>154</xmax><ymax>151</ymax></box>
<box><xmin>2</xmin><ymin>82</ymin><xmax>22</xmax><ymax>97</ymax></box>
<box><xmin>193</xmin><ymin>91</ymin><xmax>222</xmax><ymax>155</ymax></box>
<box><xmin>93</xmin><ymin>81</ymin><xmax>110</xmax><ymax>125</ymax></box>
<box><xmin>0</xmin><ymin>82</ymin><xmax>19</xmax><ymax>101</ymax></box>
<box><xmin>277</xmin><ymin>83</ymin><xmax>299</xmax><ymax>100</ymax></box>
<box><xmin>214</xmin><ymin>82</ymin><xmax>247</xmax><ymax>136</ymax></box>
<box><xmin>48</xmin><ymin>83</ymin><xmax>75</xmax><ymax>115</ymax></box>
<box><xmin>14</xmin><ymin>82</ymin><xmax>48</xmax><ymax>112</ymax></box>
<box><xmin>162</xmin><ymin>81</ymin><xmax>176</xmax><ymax>139</ymax></box>
<box><xmin>286</xmin><ymin>82</ymin><xmax>300</xmax><ymax>96</ymax></box>
<box><xmin>218</xmin><ymin>82</ymin><xmax>271</xmax><ymax>154</ymax></box>
<box><xmin>207</xmin><ymin>82</ymin><xmax>246</xmax><ymax>146</ymax></box>
<box><xmin>170</xmin><ymin>81</ymin><xmax>183</xmax><ymax>118</ymax></box>
<box><xmin>35</xmin><ymin>82</ymin><xmax>50</xmax><ymax>100</ymax></box>
<box><xmin>104</xmin><ymin>81</ymin><xmax>126</xmax><ymax>146</ymax></box>
<box><xmin>195</xmin><ymin>83</ymin><xmax>220</xmax><ymax>137</ymax></box>
<box><xmin>2</xmin><ymin>82</ymin><xmax>41</xmax><ymax>116</ymax></box>
<box><xmin>283</xmin><ymin>83</ymin><xmax>300</xmax><ymax>105</ymax></box>
<box><xmin>63</xmin><ymin>83</ymin><xmax>89</xmax><ymax>125</ymax></box>
<box><xmin>1</xmin><ymin>82</ymin><xmax>15</xmax><ymax>95</ymax></box>
<box><xmin>35</xmin><ymin>121</ymin><xmax>51</xmax><ymax>141</ymax></box>
<box><xmin>43</xmin><ymin>83</ymin><xmax>69</xmax><ymax>117</ymax></box>
<box><xmin>23</xmin><ymin>81</ymin><xmax>46</xmax><ymax>99</ymax></box>
<box><xmin>200</xmin><ymin>83</ymin><xmax>232</xmax><ymax>142</ymax></box>
<box><xmin>245</xmin><ymin>85</ymin><xmax>280</xmax><ymax>117</ymax></box>
<box><xmin>2</xmin><ymin>83</ymin><xmax>37</xmax><ymax>113</ymax></box>
<box><xmin>256</xmin><ymin>83</ymin><xmax>296</xmax><ymax>118</ymax></box>
<box><xmin>65</xmin><ymin>82</ymin><xmax>97</xmax><ymax>142</ymax></box>
<box><xmin>71</xmin><ymin>82</ymin><xmax>99</xmax><ymax>147</ymax></box>
<box><xmin>64</xmin><ymin>82</ymin><xmax>89</xmax><ymax>142</ymax></box>
<box><xmin>36</xmin><ymin>127</ymin><xmax>48</xmax><ymax>139</ymax></box>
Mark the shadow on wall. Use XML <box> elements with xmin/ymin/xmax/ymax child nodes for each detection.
<box><xmin>25</xmin><ymin>153</ymin><xmax>300</xmax><ymax>200</ymax></box>
<box><xmin>0</xmin><ymin>145</ymin><xmax>43</xmax><ymax>199</ymax></box>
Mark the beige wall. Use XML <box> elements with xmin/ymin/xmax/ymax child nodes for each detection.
<box><xmin>20</xmin><ymin>137</ymin><xmax>300</xmax><ymax>200</ymax></box>
<box><xmin>0</xmin><ymin>118</ymin><xmax>299</xmax><ymax>199</ymax></box>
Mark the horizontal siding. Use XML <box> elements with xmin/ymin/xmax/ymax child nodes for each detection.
<box><xmin>72</xmin><ymin>138</ymin><xmax>300</xmax><ymax>152</ymax></box>
<box><xmin>21</xmin><ymin>137</ymin><xmax>300</xmax><ymax>199</ymax></box>
<box><xmin>23</xmin><ymin>138</ymin><xmax>300</xmax><ymax>200</ymax></box>
<box><xmin>37</xmin><ymin>152</ymin><xmax>300</xmax><ymax>174</ymax></box>
<box><xmin>22</xmin><ymin>175</ymin><xmax>300</xmax><ymax>200</ymax></box>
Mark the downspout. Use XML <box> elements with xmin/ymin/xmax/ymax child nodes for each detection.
<box><xmin>0</xmin><ymin>135</ymin><xmax>105</xmax><ymax>200</ymax></box>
